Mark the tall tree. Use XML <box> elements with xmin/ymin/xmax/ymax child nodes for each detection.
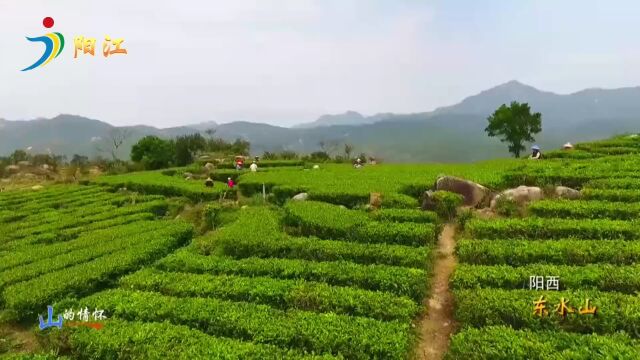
<box><xmin>485</xmin><ymin>101</ymin><xmax>542</xmax><ymax>158</ymax></box>
<box><xmin>175</xmin><ymin>133</ymin><xmax>206</xmax><ymax>166</ymax></box>
<box><xmin>97</xmin><ymin>128</ymin><xmax>132</xmax><ymax>161</ymax></box>
<box><xmin>131</xmin><ymin>136</ymin><xmax>175</xmax><ymax>170</ymax></box>
<box><xmin>9</xmin><ymin>149</ymin><xmax>30</xmax><ymax>164</ymax></box>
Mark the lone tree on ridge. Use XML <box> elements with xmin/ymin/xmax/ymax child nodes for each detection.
<box><xmin>485</xmin><ymin>101</ymin><xmax>542</xmax><ymax>158</ymax></box>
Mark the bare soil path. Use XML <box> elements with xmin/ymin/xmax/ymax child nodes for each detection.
<box><xmin>0</xmin><ymin>323</ymin><xmax>40</xmax><ymax>354</ymax></box>
<box><xmin>415</xmin><ymin>224</ymin><xmax>457</xmax><ymax>360</ymax></box>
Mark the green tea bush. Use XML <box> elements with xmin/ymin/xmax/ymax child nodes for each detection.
<box><xmin>457</xmin><ymin>238</ymin><xmax>640</xmax><ymax>266</ymax></box>
<box><xmin>284</xmin><ymin>201</ymin><xmax>437</xmax><ymax>246</ymax></box>
<box><xmin>529</xmin><ymin>199</ymin><xmax>640</xmax><ymax>220</ymax></box>
<box><xmin>382</xmin><ymin>193</ymin><xmax>419</xmax><ymax>209</ymax></box>
<box><xmin>93</xmin><ymin>171</ymin><xmax>234</xmax><ymax>201</ymax></box>
<box><xmin>582</xmin><ymin>189</ymin><xmax>640</xmax><ymax>202</ymax></box>
<box><xmin>0</xmin><ymin>228</ymin><xmax>181</xmax><ymax>289</ymax></box>
<box><xmin>199</xmin><ymin>207</ymin><xmax>430</xmax><ymax>268</ymax></box>
<box><xmin>212</xmin><ymin>160</ymin><xmax>304</xmax><ymax>169</ymax></box>
<box><xmin>120</xmin><ymin>268</ymin><xmax>418</xmax><ymax>321</ymax></box>
<box><xmin>432</xmin><ymin>191</ymin><xmax>463</xmax><ymax>220</ymax></box>
<box><xmin>446</xmin><ymin>326</ymin><xmax>640</xmax><ymax>360</ymax></box>
<box><xmin>585</xmin><ymin>178</ymin><xmax>640</xmax><ymax>189</ymax></box>
<box><xmin>370</xmin><ymin>209</ymin><xmax>438</xmax><ymax>223</ymax></box>
<box><xmin>216</xmin><ymin>231</ymin><xmax>429</xmax><ymax>268</ymax></box>
<box><xmin>590</xmin><ymin>146</ymin><xmax>640</xmax><ymax>155</ymax></box>
<box><xmin>156</xmin><ymin>250</ymin><xmax>427</xmax><ymax>300</ymax></box>
<box><xmin>452</xmin><ymin>263</ymin><xmax>640</xmax><ymax>294</ymax></box>
<box><xmin>493</xmin><ymin>196</ymin><xmax>520</xmax><ymax>217</ymax></box>
<box><xmin>466</xmin><ymin>218</ymin><xmax>640</xmax><ymax>240</ymax></box>
<box><xmin>0</xmin><ymin>221</ymin><xmax>170</xmax><ymax>272</ymax></box>
<box><xmin>2</xmin><ymin>222</ymin><xmax>193</xmax><ymax>318</ymax></box>
<box><xmin>3</xmin><ymin>212</ymin><xmax>157</xmax><ymax>249</ymax></box>
<box><xmin>47</xmin><ymin>319</ymin><xmax>333</xmax><ymax>360</ymax></box>
<box><xmin>456</xmin><ymin>208</ymin><xmax>475</xmax><ymax>230</ymax></box>
<box><xmin>454</xmin><ymin>288</ymin><xmax>640</xmax><ymax>336</ymax></box>
<box><xmin>160</xmin><ymin>169</ymin><xmax>177</xmax><ymax>176</ymax></box>
<box><xmin>543</xmin><ymin>150</ymin><xmax>602</xmax><ymax>159</ymax></box>
<box><xmin>63</xmin><ymin>289</ymin><xmax>411</xmax><ymax>359</ymax></box>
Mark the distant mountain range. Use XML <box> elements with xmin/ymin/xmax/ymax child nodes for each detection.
<box><xmin>294</xmin><ymin>110</ymin><xmax>395</xmax><ymax>128</ymax></box>
<box><xmin>1</xmin><ymin>80</ymin><xmax>639</xmax><ymax>162</ymax></box>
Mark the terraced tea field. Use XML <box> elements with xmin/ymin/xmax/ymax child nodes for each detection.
<box><xmin>2</xmin><ymin>135</ymin><xmax>640</xmax><ymax>359</ymax></box>
<box><xmin>450</xmin><ymin>137</ymin><xmax>640</xmax><ymax>359</ymax></box>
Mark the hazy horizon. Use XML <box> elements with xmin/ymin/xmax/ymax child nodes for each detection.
<box><xmin>2</xmin><ymin>0</ymin><xmax>640</xmax><ymax>128</ymax></box>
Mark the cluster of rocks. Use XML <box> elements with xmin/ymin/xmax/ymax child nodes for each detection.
<box><xmin>422</xmin><ymin>175</ymin><xmax>582</xmax><ymax>212</ymax></box>
<box><xmin>288</xmin><ymin>174</ymin><xmax>582</xmax><ymax>214</ymax></box>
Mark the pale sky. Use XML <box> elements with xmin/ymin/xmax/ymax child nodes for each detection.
<box><xmin>1</xmin><ymin>0</ymin><xmax>639</xmax><ymax>127</ymax></box>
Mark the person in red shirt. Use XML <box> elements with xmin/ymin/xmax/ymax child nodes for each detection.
<box><xmin>227</xmin><ymin>177</ymin><xmax>235</xmax><ymax>188</ymax></box>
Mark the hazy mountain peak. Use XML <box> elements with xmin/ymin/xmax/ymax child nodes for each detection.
<box><xmin>187</xmin><ymin>120</ymin><xmax>219</xmax><ymax>132</ymax></box>
<box><xmin>294</xmin><ymin>110</ymin><xmax>369</xmax><ymax>128</ymax></box>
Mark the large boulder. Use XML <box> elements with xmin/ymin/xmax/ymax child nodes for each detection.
<box><xmin>292</xmin><ymin>193</ymin><xmax>309</xmax><ymax>201</ymax></box>
<box><xmin>184</xmin><ymin>172</ymin><xmax>194</xmax><ymax>180</ymax></box>
<box><xmin>17</xmin><ymin>161</ymin><xmax>31</xmax><ymax>167</ymax></box>
<box><xmin>5</xmin><ymin>165</ymin><xmax>19</xmax><ymax>173</ymax></box>
<box><xmin>555</xmin><ymin>186</ymin><xmax>581</xmax><ymax>200</ymax></box>
<box><xmin>491</xmin><ymin>186</ymin><xmax>544</xmax><ymax>208</ymax></box>
<box><xmin>204</xmin><ymin>162</ymin><xmax>215</xmax><ymax>171</ymax></box>
<box><xmin>421</xmin><ymin>190</ymin><xmax>437</xmax><ymax>211</ymax></box>
<box><xmin>31</xmin><ymin>185</ymin><xmax>44</xmax><ymax>191</ymax></box>
<box><xmin>435</xmin><ymin>176</ymin><xmax>490</xmax><ymax>207</ymax></box>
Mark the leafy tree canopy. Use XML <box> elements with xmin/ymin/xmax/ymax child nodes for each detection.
<box><xmin>485</xmin><ymin>101</ymin><xmax>542</xmax><ymax>158</ymax></box>
<box><xmin>131</xmin><ymin>136</ymin><xmax>175</xmax><ymax>170</ymax></box>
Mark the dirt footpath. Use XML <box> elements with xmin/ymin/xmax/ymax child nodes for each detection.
<box><xmin>415</xmin><ymin>224</ymin><xmax>457</xmax><ymax>360</ymax></box>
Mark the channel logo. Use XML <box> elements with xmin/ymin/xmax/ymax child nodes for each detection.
<box><xmin>22</xmin><ymin>17</ymin><xmax>65</xmax><ymax>72</ymax></box>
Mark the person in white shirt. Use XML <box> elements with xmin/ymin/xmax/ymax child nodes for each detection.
<box><xmin>250</xmin><ymin>161</ymin><xmax>258</xmax><ymax>172</ymax></box>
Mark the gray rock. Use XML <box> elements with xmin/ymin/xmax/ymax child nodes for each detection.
<box><xmin>204</xmin><ymin>162</ymin><xmax>215</xmax><ymax>171</ymax></box>
<box><xmin>436</xmin><ymin>176</ymin><xmax>490</xmax><ymax>207</ymax></box>
<box><xmin>555</xmin><ymin>186</ymin><xmax>581</xmax><ymax>200</ymax></box>
<box><xmin>491</xmin><ymin>186</ymin><xmax>544</xmax><ymax>208</ymax></box>
<box><xmin>421</xmin><ymin>190</ymin><xmax>437</xmax><ymax>211</ymax></box>
<box><xmin>292</xmin><ymin>193</ymin><xmax>309</xmax><ymax>201</ymax></box>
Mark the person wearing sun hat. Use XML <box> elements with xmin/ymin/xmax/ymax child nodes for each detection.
<box><xmin>530</xmin><ymin>145</ymin><xmax>542</xmax><ymax>160</ymax></box>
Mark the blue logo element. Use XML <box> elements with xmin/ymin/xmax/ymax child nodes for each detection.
<box><xmin>22</xmin><ymin>32</ymin><xmax>65</xmax><ymax>72</ymax></box>
<box><xmin>38</xmin><ymin>305</ymin><xmax>63</xmax><ymax>330</ymax></box>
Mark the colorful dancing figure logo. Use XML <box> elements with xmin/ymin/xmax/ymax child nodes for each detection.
<box><xmin>22</xmin><ymin>17</ymin><xmax>65</xmax><ymax>71</ymax></box>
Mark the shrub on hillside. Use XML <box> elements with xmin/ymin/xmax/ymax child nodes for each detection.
<box><xmin>493</xmin><ymin>196</ymin><xmax>520</xmax><ymax>217</ymax></box>
<box><xmin>433</xmin><ymin>191</ymin><xmax>463</xmax><ymax>220</ymax></box>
